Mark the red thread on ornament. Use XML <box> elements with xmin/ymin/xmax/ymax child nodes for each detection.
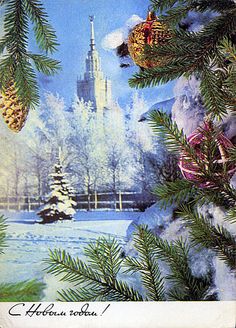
<box><xmin>178</xmin><ymin>122</ymin><xmax>236</xmax><ymax>188</ymax></box>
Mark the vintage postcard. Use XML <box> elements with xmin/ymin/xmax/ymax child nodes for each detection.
<box><xmin>0</xmin><ymin>0</ymin><xmax>235</xmax><ymax>327</ymax></box>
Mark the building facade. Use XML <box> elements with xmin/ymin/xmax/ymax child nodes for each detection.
<box><xmin>77</xmin><ymin>16</ymin><xmax>112</xmax><ymax>111</ymax></box>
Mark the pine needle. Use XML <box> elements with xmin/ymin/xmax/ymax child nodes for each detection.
<box><xmin>0</xmin><ymin>215</ymin><xmax>7</xmax><ymax>254</ymax></box>
<box><xmin>178</xmin><ymin>204</ymin><xmax>236</xmax><ymax>270</ymax></box>
<box><xmin>0</xmin><ymin>280</ymin><xmax>45</xmax><ymax>301</ymax></box>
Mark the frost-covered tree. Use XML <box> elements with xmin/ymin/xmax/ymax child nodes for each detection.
<box><xmin>0</xmin><ymin>129</ymin><xmax>34</xmax><ymax>200</ymax></box>
<box><xmin>37</xmin><ymin>93</ymin><xmax>71</xmax><ymax>158</ymax></box>
<box><xmin>24</xmin><ymin>92</ymin><xmax>72</xmax><ymax>196</ymax></box>
<box><xmin>104</xmin><ymin>104</ymin><xmax>133</xmax><ymax>208</ymax></box>
<box><xmin>126</xmin><ymin>92</ymin><xmax>153</xmax><ymax>152</ymax></box>
<box><xmin>69</xmin><ymin>98</ymin><xmax>106</xmax><ymax>210</ymax></box>
<box><xmin>126</xmin><ymin>93</ymin><xmax>161</xmax><ymax>197</ymax></box>
<box><xmin>38</xmin><ymin>153</ymin><xmax>76</xmax><ymax>224</ymax></box>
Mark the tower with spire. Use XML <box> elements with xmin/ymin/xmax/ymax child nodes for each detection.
<box><xmin>77</xmin><ymin>16</ymin><xmax>112</xmax><ymax>111</ymax></box>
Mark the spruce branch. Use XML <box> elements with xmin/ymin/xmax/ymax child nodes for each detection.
<box><xmin>229</xmin><ymin>146</ymin><xmax>236</xmax><ymax>162</ymax></box>
<box><xmin>225</xmin><ymin>208</ymin><xmax>236</xmax><ymax>224</ymax></box>
<box><xmin>0</xmin><ymin>280</ymin><xmax>45</xmax><ymax>301</ymax></box>
<box><xmin>45</xmin><ymin>249</ymin><xmax>104</xmax><ymax>285</ymax></box>
<box><xmin>219</xmin><ymin>38</ymin><xmax>236</xmax><ymax>63</ymax></box>
<box><xmin>224</xmin><ymin>65</ymin><xmax>236</xmax><ymax>98</ymax></box>
<box><xmin>148</xmin><ymin>111</ymin><xmax>236</xmax><ymax>204</ymax></box>
<box><xmin>151</xmin><ymin>0</ymin><xmax>236</xmax><ymax>15</ymax></box>
<box><xmin>150</xmin><ymin>0</ymin><xmax>186</xmax><ymax>12</ymax></box>
<box><xmin>129</xmin><ymin>5</ymin><xmax>236</xmax><ymax>120</ymax></box>
<box><xmin>23</xmin><ymin>0</ymin><xmax>59</xmax><ymax>53</ymax></box>
<box><xmin>218</xmin><ymin>38</ymin><xmax>236</xmax><ymax>107</ymax></box>
<box><xmin>179</xmin><ymin>204</ymin><xmax>236</xmax><ymax>270</ymax></box>
<box><xmin>0</xmin><ymin>215</ymin><xmax>7</xmax><ymax>254</ymax></box>
<box><xmin>199</xmin><ymin>8</ymin><xmax>236</xmax><ymax>46</ymax></box>
<box><xmin>200</xmin><ymin>68</ymin><xmax>229</xmax><ymax>119</ymax></box>
<box><xmin>129</xmin><ymin>63</ymin><xmax>190</xmax><ymax>89</ymax></box>
<box><xmin>147</xmin><ymin>110</ymin><xmax>205</xmax><ymax>169</ymax></box>
<box><xmin>153</xmin><ymin>179</ymin><xmax>196</xmax><ymax>209</ymax></box>
<box><xmin>144</xmin><ymin>31</ymin><xmax>199</xmax><ymax>59</ymax></box>
<box><xmin>157</xmin><ymin>5</ymin><xmax>191</xmax><ymax>26</ymax></box>
<box><xmin>124</xmin><ymin>225</ymin><xmax>165</xmax><ymax>301</ymax></box>
<box><xmin>190</xmin><ymin>0</ymin><xmax>236</xmax><ymax>13</ymax></box>
<box><xmin>45</xmin><ymin>226</ymin><xmax>216</xmax><ymax>302</ymax></box>
<box><xmin>58</xmin><ymin>287</ymin><xmax>107</xmax><ymax>302</ymax></box>
<box><xmin>84</xmin><ymin>237</ymin><xmax>123</xmax><ymax>284</ymax></box>
<box><xmin>14</xmin><ymin>58</ymin><xmax>39</xmax><ymax>107</ymax></box>
<box><xmin>0</xmin><ymin>0</ymin><xmax>60</xmax><ymax>110</ymax></box>
<box><xmin>28</xmin><ymin>54</ymin><xmax>61</xmax><ymax>76</ymax></box>
<box><xmin>195</xmin><ymin>187</ymin><xmax>236</xmax><ymax>209</ymax></box>
<box><xmin>151</xmin><ymin>233</ymin><xmax>212</xmax><ymax>301</ymax></box>
<box><xmin>3</xmin><ymin>0</ymin><xmax>29</xmax><ymax>56</ymax></box>
<box><xmin>45</xmin><ymin>245</ymin><xmax>143</xmax><ymax>302</ymax></box>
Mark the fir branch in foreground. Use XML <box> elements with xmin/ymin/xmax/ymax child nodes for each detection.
<box><xmin>200</xmin><ymin>68</ymin><xmax>230</xmax><ymax>119</ymax></box>
<box><xmin>0</xmin><ymin>215</ymin><xmax>7</xmax><ymax>254</ymax></box>
<box><xmin>151</xmin><ymin>231</ymin><xmax>212</xmax><ymax>301</ymax></box>
<box><xmin>24</xmin><ymin>0</ymin><xmax>59</xmax><ymax>53</ymax></box>
<box><xmin>153</xmin><ymin>178</ymin><xmax>236</xmax><ymax>210</ymax></box>
<box><xmin>148</xmin><ymin>111</ymin><xmax>236</xmax><ymax>205</ymax></box>
<box><xmin>129</xmin><ymin>4</ymin><xmax>236</xmax><ymax>119</ymax></box>
<box><xmin>153</xmin><ymin>179</ymin><xmax>196</xmax><ymax>209</ymax></box>
<box><xmin>150</xmin><ymin>0</ymin><xmax>236</xmax><ymax>13</ymax></box>
<box><xmin>124</xmin><ymin>225</ymin><xmax>165</xmax><ymax>301</ymax></box>
<box><xmin>0</xmin><ymin>0</ymin><xmax>61</xmax><ymax>109</ymax></box>
<box><xmin>219</xmin><ymin>38</ymin><xmax>236</xmax><ymax>63</ymax></box>
<box><xmin>0</xmin><ymin>279</ymin><xmax>45</xmax><ymax>301</ymax></box>
<box><xmin>45</xmin><ymin>226</ymin><xmax>217</xmax><ymax>301</ymax></box>
<box><xmin>129</xmin><ymin>62</ymin><xmax>190</xmax><ymax>89</ymax></box>
<box><xmin>194</xmin><ymin>187</ymin><xmax>236</xmax><ymax>209</ymax></box>
<box><xmin>178</xmin><ymin>205</ymin><xmax>236</xmax><ymax>270</ymax></box>
<box><xmin>147</xmin><ymin>110</ymin><xmax>205</xmax><ymax>170</ymax></box>
<box><xmin>45</xmin><ymin>241</ymin><xmax>143</xmax><ymax>302</ymax></box>
<box><xmin>225</xmin><ymin>208</ymin><xmax>236</xmax><ymax>224</ymax></box>
<box><xmin>229</xmin><ymin>146</ymin><xmax>236</xmax><ymax>162</ymax></box>
<box><xmin>84</xmin><ymin>237</ymin><xmax>123</xmax><ymax>284</ymax></box>
<box><xmin>28</xmin><ymin>54</ymin><xmax>61</xmax><ymax>76</ymax></box>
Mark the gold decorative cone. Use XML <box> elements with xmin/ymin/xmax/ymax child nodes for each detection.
<box><xmin>0</xmin><ymin>81</ymin><xmax>29</xmax><ymax>132</ymax></box>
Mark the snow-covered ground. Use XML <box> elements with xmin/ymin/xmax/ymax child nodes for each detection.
<box><xmin>0</xmin><ymin>210</ymin><xmax>139</xmax><ymax>300</ymax></box>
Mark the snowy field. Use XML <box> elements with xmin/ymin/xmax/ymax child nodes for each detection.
<box><xmin>0</xmin><ymin>210</ymin><xmax>139</xmax><ymax>300</ymax></box>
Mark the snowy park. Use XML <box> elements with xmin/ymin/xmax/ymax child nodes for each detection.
<box><xmin>0</xmin><ymin>210</ymin><xmax>139</xmax><ymax>300</ymax></box>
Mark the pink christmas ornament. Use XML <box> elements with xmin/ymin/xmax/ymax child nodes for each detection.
<box><xmin>178</xmin><ymin>122</ymin><xmax>236</xmax><ymax>188</ymax></box>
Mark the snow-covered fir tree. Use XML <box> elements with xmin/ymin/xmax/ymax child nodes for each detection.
<box><xmin>38</xmin><ymin>152</ymin><xmax>76</xmax><ymax>224</ymax></box>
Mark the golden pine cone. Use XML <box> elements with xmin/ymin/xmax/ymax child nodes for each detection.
<box><xmin>128</xmin><ymin>17</ymin><xmax>172</xmax><ymax>68</ymax></box>
<box><xmin>0</xmin><ymin>81</ymin><xmax>29</xmax><ymax>132</ymax></box>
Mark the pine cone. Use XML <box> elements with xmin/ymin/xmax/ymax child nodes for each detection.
<box><xmin>0</xmin><ymin>81</ymin><xmax>29</xmax><ymax>132</ymax></box>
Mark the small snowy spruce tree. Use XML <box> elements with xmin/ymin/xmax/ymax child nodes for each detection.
<box><xmin>38</xmin><ymin>154</ymin><xmax>76</xmax><ymax>224</ymax></box>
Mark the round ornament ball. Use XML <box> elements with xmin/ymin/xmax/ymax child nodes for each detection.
<box><xmin>128</xmin><ymin>11</ymin><xmax>172</xmax><ymax>68</ymax></box>
<box><xmin>178</xmin><ymin>122</ymin><xmax>236</xmax><ymax>189</ymax></box>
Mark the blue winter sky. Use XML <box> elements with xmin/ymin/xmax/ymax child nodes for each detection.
<box><xmin>32</xmin><ymin>0</ymin><xmax>175</xmax><ymax>109</ymax></box>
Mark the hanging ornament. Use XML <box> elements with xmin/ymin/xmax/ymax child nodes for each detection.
<box><xmin>0</xmin><ymin>80</ymin><xmax>29</xmax><ymax>132</ymax></box>
<box><xmin>128</xmin><ymin>10</ymin><xmax>172</xmax><ymax>68</ymax></box>
<box><xmin>178</xmin><ymin>121</ymin><xmax>236</xmax><ymax>189</ymax></box>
